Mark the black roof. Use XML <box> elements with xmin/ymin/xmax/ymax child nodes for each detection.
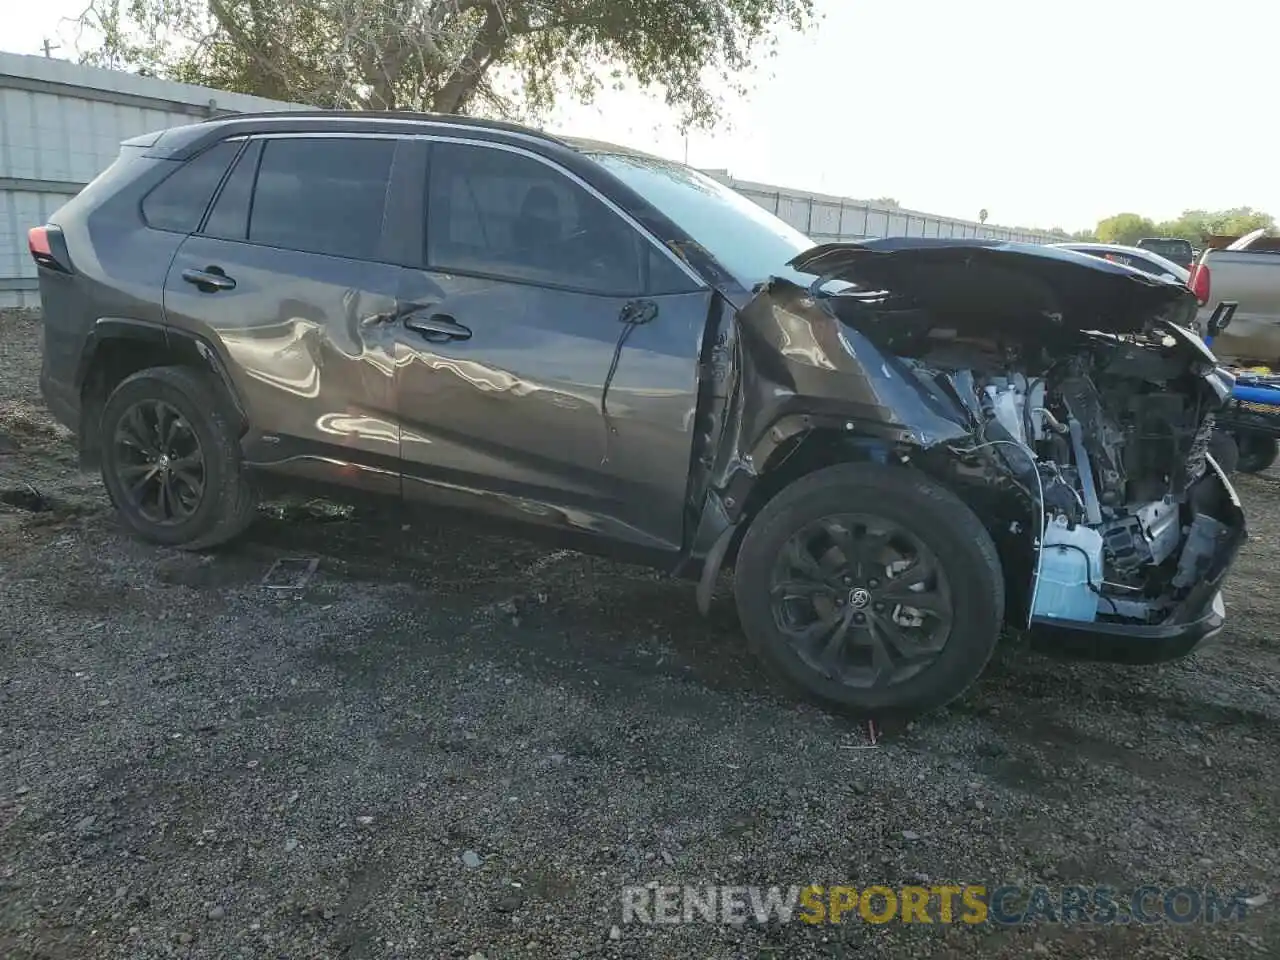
<box><xmin>137</xmin><ymin>108</ymin><xmax>580</xmax><ymax>163</ymax></box>
<box><xmin>201</xmin><ymin>109</ymin><xmax>567</xmax><ymax>145</ymax></box>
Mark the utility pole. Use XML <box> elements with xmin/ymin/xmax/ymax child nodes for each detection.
<box><xmin>42</xmin><ymin>38</ymin><xmax>60</xmax><ymax>58</ymax></box>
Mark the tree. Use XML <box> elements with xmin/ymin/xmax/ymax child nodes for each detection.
<box><xmin>1199</xmin><ymin>207</ymin><xmax>1274</xmax><ymax>238</ymax></box>
<box><xmin>77</xmin><ymin>0</ymin><xmax>815</xmax><ymax>127</ymax></box>
<box><xmin>1095</xmin><ymin>208</ymin><xmax>1276</xmax><ymax>246</ymax></box>
<box><xmin>1095</xmin><ymin>212</ymin><xmax>1156</xmax><ymax>246</ymax></box>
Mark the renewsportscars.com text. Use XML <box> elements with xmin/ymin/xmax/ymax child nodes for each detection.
<box><xmin>620</xmin><ymin>884</ymin><xmax>1255</xmax><ymax>926</ymax></box>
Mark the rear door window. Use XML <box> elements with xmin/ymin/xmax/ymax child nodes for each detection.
<box><xmin>248</xmin><ymin>137</ymin><xmax>396</xmax><ymax>260</ymax></box>
<box><xmin>142</xmin><ymin>140</ymin><xmax>242</xmax><ymax>233</ymax></box>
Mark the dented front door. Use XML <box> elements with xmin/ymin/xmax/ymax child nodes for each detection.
<box><xmin>389</xmin><ymin>139</ymin><xmax>712</xmax><ymax>555</ymax></box>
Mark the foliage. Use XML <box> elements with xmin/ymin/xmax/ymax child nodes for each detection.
<box><xmin>1095</xmin><ymin>212</ymin><xmax>1156</xmax><ymax>246</ymax></box>
<box><xmin>1094</xmin><ymin>207</ymin><xmax>1274</xmax><ymax>246</ymax></box>
<box><xmin>76</xmin><ymin>0</ymin><xmax>815</xmax><ymax>127</ymax></box>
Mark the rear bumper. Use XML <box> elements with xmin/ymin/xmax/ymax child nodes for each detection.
<box><xmin>1028</xmin><ymin>455</ymin><xmax>1245</xmax><ymax>665</ymax></box>
<box><xmin>39</xmin><ymin>366</ymin><xmax>80</xmax><ymax>436</ymax></box>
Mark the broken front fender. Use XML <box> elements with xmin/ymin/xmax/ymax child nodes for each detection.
<box><xmin>728</xmin><ymin>277</ymin><xmax>976</xmax><ymax>463</ymax></box>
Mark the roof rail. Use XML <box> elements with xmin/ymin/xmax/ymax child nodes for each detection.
<box><xmin>200</xmin><ymin>109</ymin><xmax>567</xmax><ymax>145</ymax></box>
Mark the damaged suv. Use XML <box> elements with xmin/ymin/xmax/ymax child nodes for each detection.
<box><xmin>32</xmin><ymin>112</ymin><xmax>1246</xmax><ymax>715</ymax></box>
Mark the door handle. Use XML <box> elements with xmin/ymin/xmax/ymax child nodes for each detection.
<box><xmin>403</xmin><ymin>312</ymin><xmax>472</xmax><ymax>342</ymax></box>
<box><xmin>181</xmin><ymin>266</ymin><xmax>236</xmax><ymax>292</ymax></box>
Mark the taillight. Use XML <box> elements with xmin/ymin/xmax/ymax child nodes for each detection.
<box><xmin>1188</xmin><ymin>263</ymin><xmax>1210</xmax><ymax>305</ymax></box>
<box><xmin>28</xmin><ymin>224</ymin><xmax>72</xmax><ymax>273</ymax></box>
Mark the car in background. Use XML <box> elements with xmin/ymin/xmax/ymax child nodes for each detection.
<box><xmin>1136</xmin><ymin>237</ymin><xmax>1195</xmax><ymax>270</ymax></box>
<box><xmin>1051</xmin><ymin>242</ymin><xmax>1190</xmax><ymax>284</ymax></box>
<box><xmin>1189</xmin><ymin>229</ymin><xmax>1280</xmax><ymax>366</ymax></box>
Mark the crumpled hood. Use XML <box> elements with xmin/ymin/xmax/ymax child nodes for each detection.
<box><xmin>788</xmin><ymin>238</ymin><xmax>1200</xmax><ymax>333</ymax></box>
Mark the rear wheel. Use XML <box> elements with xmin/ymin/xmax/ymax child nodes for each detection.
<box><xmin>1236</xmin><ymin>432</ymin><xmax>1279</xmax><ymax>474</ymax></box>
<box><xmin>1208</xmin><ymin>429</ymin><xmax>1239</xmax><ymax>475</ymax></box>
<box><xmin>733</xmin><ymin>463</ymin><xmax>1005</xmax><ymax>717</ymax></box>
<box><xmin>99</xmin><ymin>366</ymin><xmax>257</xmax><ymax>549</ymax></box>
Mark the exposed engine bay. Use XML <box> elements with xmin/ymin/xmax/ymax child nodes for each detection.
<box><xmin>723</xmin><ymin>239</ymin><xmax>1246</xmax><ymax>637</ymax></box>
<box><xmin>898</xmin><ymin>324</ymin><xmax>1232</xmax><ymax>625</ymax></box>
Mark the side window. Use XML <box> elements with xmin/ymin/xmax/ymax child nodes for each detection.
<box><xmin>248</xmin><ymin>137</ymin><xmax>395</xmax><ymax>260</ymax></box>
<box><xmin>427</xmin><ymin>143</ymin><xmax>659</xmax><ymax>296</ymax></box>
<box><xmin>141</xmin><ymin>140</ymin><xmax>241</xmax><ymax>233</ymax></box>
<box><xmin>1125</xmin><ymin>256</ymin><xmax>1167</xmax><ymax>277</ymax></box>
<box><xmin>203</xmin><ymin>139</ymin><xmax>262</xmax><ymax>241</ymax></box>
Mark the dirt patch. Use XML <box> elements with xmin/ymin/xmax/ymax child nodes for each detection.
<box><xmin>0</xmin><ymin>307</ymin><xmax>1277</xmax><ymax>959</ymax></box>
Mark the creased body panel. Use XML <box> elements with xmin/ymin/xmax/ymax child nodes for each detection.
<box><xmin>392</xmin><ymin>265</ymin><xmax>712</xmax><ymax>555</ymax></box>
<box><xmin>163</xmin><ymin>236</ymin><xmax>402</xmax><ymax>497</ymax></box>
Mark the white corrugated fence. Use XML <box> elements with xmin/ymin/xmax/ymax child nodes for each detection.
<box><xmin>1</xmin><ymin>51</ymin><xmax>1062</xmax><ymax>308</ymax></box>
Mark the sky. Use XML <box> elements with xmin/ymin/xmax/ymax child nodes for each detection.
<box><xmin>5</xmin><ymin>0</ymin><xmax>1277</xmax><ymax>232</ymax></box>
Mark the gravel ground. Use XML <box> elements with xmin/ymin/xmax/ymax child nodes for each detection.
<box><xmin>1</xmin><ymin>307</ymin><xmax>1277</xmax><ymax>959</ymax></box>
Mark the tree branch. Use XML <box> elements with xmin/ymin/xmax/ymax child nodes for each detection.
<box><xmin>431</xmin><ymin>2</ymin><xmax>510</xmax><ymax>113</ymax></box>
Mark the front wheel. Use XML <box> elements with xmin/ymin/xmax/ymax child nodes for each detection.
<box><xmin>733</xmin><ymin>463</ymin><xmax>1005</xmax><ymax>717</ymax></box>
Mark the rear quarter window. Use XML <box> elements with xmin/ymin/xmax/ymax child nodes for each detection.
<box><xmin>141</xmin><ymin>140</ymin><xmax>242</xmax><ymax>233</ymax></box>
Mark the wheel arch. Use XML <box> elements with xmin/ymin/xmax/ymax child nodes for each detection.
<box><xmin>694</xmin><ymin>420</ymin><xmax>909</xmax><ymax>614</ymax></box>
<box><xmin>76</xmin><ymin>319</ymin><xmax>247</xmax><ymax>466</ymax></box>
<box><xmin>695</xmin><ymin>419</ymin><xmax>1027</xmax><ymax>618</ymax></box>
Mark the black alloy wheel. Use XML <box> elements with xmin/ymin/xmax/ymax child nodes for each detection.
<box><xmin>770</xmin><ymin>514</ymin><xmax>953</xmax><ymax>689</ymax></box>
<box><xmin>732</xmin><ymin>462</ymin><xmax>1004</xmax><ymax>717</ymax></box>
<box><xmin>99</xmin><ymin>365</ymin><xmax>258</xmax><ymax>550</ymax></box>
<box><xmin>111</xmin><ymin>399</ymin><xmax>207</xmax><ymax>524</ymax></box>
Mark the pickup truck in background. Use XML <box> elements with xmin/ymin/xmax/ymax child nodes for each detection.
<box><xmin>1191</xmin><ymin>229</ymin><xmax>1280</xmax><ymax>366</ymax></box>
<box><xmin>1137</xmin><ymin>237</ymin><xmax>1195</xmax><ymax>270</ymax></box>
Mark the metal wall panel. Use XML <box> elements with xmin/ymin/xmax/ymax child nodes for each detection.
<box><xmin>719</xmin><ymin>175</ymin><xmax>1064</xmax><ymax>248</ymax></box>
<box><xmin>776</xmin><ymin>194</ymin><xmax>811</xmax><ymax>231</ymax></box>
<box><xmin>1</xmin><ymin>189</ymin><xmax>68</xmax><ymax>303</ymax></box>
<box><xmin>0</xmin><ymin>51</ymin><xmax>310</xmax><ymax>307</ymax></box>
<box><xmin>0</xmin><ymin>50</ymin><xmax>1066</xmax><ymax>307</ymax></box>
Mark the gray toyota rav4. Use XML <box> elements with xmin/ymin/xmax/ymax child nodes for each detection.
<box><xmin>31</xmin><ymin>111</ymin><xmax>1246</xmax><ymax>716</ymax></box>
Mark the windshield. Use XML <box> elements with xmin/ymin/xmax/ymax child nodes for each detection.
<box><xmin>588</xmin><ymin>152</ymin><xmax>815</xmax><ymax>288</ymax></box>
<box><xmin>1137</xmin><ymin>238</ymin><xmax>1193</xmax><ymax>261</ymax></box>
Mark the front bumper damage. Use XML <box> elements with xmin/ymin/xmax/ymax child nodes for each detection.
<box><xmin>1029</xmin><ymin>454</ymin><xmax>1246</xmax><ymax>663</ymax></box>
<box><xmin>696</xmin><ymin>239</ymin><xmax>1249</xmax><ymax>661</ymax></box>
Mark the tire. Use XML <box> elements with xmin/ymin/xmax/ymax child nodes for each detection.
<box><xmin>733</xmin><ymin>462</ymin><xmax>1004</xmax><ymax>718</ymax></box>
<box><xmin>99</xmin><ymin>365</ymin><xmax>257</xmax><ymax>550</ymax></box>
<box><xmin>1236</xmin><ymin>432</ymin><xmax>1279</xmax><ymax>474</ymax></box>
<box><xmin>1208</xmin><ymin>429</ymin><xmax>1240</xmax><ymax>475</ymax></box>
